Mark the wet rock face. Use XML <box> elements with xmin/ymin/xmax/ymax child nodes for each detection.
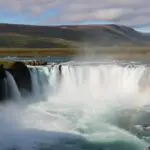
<box><xmin>0</xmin><ymin>64</ymin><xmax>6</xmax><ymax>79</ymax></box>
<box><xmin>9</xmin><ymin>62</ymin><xmax>32</xmax><ymax>97</ymax></box>
<box><xmin>27</xmin><ymin>60</ymin><xmax>47</xmax><ymax>66</ymax></box>
<box><xmin>58</xmin><ymin>65</ymin><xmax>62</xmax><ymax>75</ymax></box>
<box><xmin>0</xmin><ymin>64</ymin><xmax>7</xmax><ymax>101</ymax></box>
<box><xmin>0</xmin><ymin>60</ymin><xmax>48</xmax><ymax>101</ymax></box>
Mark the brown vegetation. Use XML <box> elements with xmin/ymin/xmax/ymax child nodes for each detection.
<box><xmin>0</xmin><ymin>23</ymin><xmax>150</xmax><ymax>48</ymax></box>
<box><xmin>0</xmin><ymin>48</ymin><xmax>77</xmax><ymax>57</ymax></box>
<box><xmin>0</xmin><ymin>46</ymin><xmax>150</xmax><ymax>57</ymax></box>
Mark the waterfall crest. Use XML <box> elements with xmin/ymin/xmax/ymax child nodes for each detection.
<box><xmin>28</xmin><ymin>63</ymin><xmax>150</xmax><ymax>99</ymax></box>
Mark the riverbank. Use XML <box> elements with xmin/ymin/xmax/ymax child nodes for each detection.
<box><xmin>0</xmin><ymin>47</ymin><xmax>150</xmax><ymax>56</ymax></box>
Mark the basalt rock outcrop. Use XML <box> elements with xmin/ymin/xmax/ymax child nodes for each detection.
<box><xmin>0</xmin><ymin>64</ymin><xmax>7</xmax><ymax>101</ymax></box>
<box><xmin>26</xmin><ymin>61</ymin><xmax>47</xmax><ymax>66</ymax></box>
<box><xmin>0</xmin><ymin>60</ymin><xmax>49</xmax><ymax>101</ymax></box>
<box><xmin>0</xmin><ymin>61</ymin><xmax>32</xmax><ymax>100</ymax></box>
<box><xmin>9</xmin><ymin>61</ymin><xmax>32</xmax><ymax>97</ymax></box>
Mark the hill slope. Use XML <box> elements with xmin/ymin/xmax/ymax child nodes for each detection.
<box><xmin>0</xmin><ymin>23</ymin><xmax>150</xmax><ymax>48</ymax></box>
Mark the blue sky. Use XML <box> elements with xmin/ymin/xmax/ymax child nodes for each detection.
<box><xmin>0</xmin><ymin>0</ymin><xmax>150</xmax><ymax>32</ymax></box>
<box><xmin>136</xmin><ymin>26</ymin><xmax>150</xmax><ymax>33</ymax></box>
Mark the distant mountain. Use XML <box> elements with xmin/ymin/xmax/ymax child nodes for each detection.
<box><xmin>0</xmin><ymin>23</ymin><xmax>150</xmax><ymax>48</ymax></box>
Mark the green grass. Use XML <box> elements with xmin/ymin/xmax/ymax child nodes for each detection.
<box><xmin>0</xmin><ymin>60</ymin><xmax>15</xmax><ymax>68</ymax></box>
<box><xmin>0</xmin><ymin>34</ymin><xmax>76</xmax><ymax>48</ymax></box>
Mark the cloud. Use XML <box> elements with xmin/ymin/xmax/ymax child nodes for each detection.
<box><xmin>0</xmin><ymin>0</ymin><xmax>150</xmax><ymax>27</ymax></box>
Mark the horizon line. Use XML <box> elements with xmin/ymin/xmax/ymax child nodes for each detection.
<box><xmin>0</xmin><ymin>22</ymin><xmax>148</xmax><ymax>33</ymax></box>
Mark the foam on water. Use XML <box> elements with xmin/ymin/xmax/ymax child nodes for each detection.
<box><xmin>0</xmin><ymin>62</ymin><xmax>150</xmax><ymax>150</ymax></box>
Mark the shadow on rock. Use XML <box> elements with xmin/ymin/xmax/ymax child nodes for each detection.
<box><xmin>9</xmin><ymin>62</ymin><xmax>32</xmax><ymax>97</ymax></box>
<box><xmin>0</xmin><ymin>64</ymin><xmax>7</xmax><ymax>101</ymax></box>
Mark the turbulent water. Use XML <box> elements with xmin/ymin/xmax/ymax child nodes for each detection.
<box><xmin>1</xmin><ymin>60</ymin><xmax>150</xmax><ymax>150</ymax></box>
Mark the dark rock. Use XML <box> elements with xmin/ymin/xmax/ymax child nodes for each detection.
<box><xmin>58</xmin><ymin>65</ymin><xmax>62</xmax><ymax>74</ymax></box>
<box><xmin>33</xmin><ymin>61</ymin><xmax>36</xmax><ymax>66</ymax></box>
<box><xmin>0</xmin><ymin>64</ymin><xmax>6</xmax><ymax>79</ymax></box>
<box><xmin>43</xmin><ymin>61</ymin><xmax>47</xmax><ymax>65</ymax></box>
<box><xmin>9</xmin><ymin>61</ymin><xmax>32</xmax><ymax>96</ymax></box>
<box><xmin>25</xmin><ymin>60</ymin><xmax>48</xmax><ymax>66</ymax></box>
<box><xmin>0</xmin><ymin>64</ymin><xmax>7</xmax><ymax>101</ymax></box>
<box><xmin>57</xmin><ymin>64</ymin><xmax>62</xmax><ymax>84</ymax></box>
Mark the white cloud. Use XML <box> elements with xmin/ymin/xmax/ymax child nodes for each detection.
<box><xmin>0</xmin><ymin>0</ymin><xmax>150</xmax><ymax>27</ymax></box>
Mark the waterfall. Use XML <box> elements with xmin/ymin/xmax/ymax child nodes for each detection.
<box><xmin>29</xmin><ymin>68</ymin><xmax>41</xmax><ymax>96</ymax></box>
<box><xmin>28</xmin><ymin>63</ymin><xmax>148</xmax><ymax>98</ymax></box>
<box><xmin>29</xmin><ymin>65</ymin><xmax>61</xmax><ymax>97</ymax></box>
<box><xmin>5</xmin><ymin>71</ymin><xmax>21</xmax><ymax>100</ymax></box>
<box><xmin>60</xmin><ymin>64</ymin><xmax>146</xmax><ymax>94</ymax></box>
<box><xmin>1</xmin><ymin>62</ymin><xmax>150</xmax><ymax>150</ymax></box>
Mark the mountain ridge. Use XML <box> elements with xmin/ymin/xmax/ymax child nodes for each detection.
<box><xmin>0</xmin><ymin>23</ymin><xmax>149</xmax><ymax>48</ymax></box>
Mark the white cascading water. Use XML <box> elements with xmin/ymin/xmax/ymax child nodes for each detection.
<box><xmin>1</xmin><ymin>62</ymin><xmax>150</xmax><ymax>150</ymax></box>
<box><xmin>29</xmin><ymin>67</ymin><xmax>41</xmax><ymax>97</ymax></box>
<box><xmin>5</xmin><ymin>71</ymin><xmax>21</xmax><ymax>100</ymax></box>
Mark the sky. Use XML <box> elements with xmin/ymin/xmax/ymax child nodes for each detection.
<box><xmin>0</xmin><ymin>0</ymin><xmax>150</xmax><ymax>32</ymax></box>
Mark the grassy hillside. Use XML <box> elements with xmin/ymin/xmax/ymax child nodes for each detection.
<box><xmin>0</xmin><ymin>34</ymin><xmax>76</xmax><ymax>48</ymax></box>
<box><xmin>0</xmin><ymin>23</ymin><xmax>150</xmax><ymax>48</ymax></box>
